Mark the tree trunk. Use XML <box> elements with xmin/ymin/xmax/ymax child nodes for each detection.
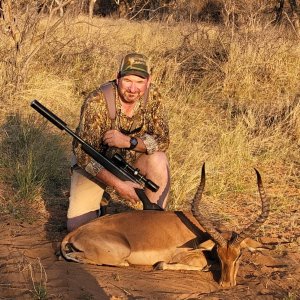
<box><xmin>274</xmin><ymin>0</ymin><xmax>285</xmax><ymax>23</ymax></box>
<box><xmin>89</xmin><ymin>0</ymin><xmax>96</xmax><ymax>18</ymax></box>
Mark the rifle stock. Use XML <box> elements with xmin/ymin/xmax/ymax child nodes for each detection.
<box><xmin>30</xmin><ymin>99</ymin><xmax>163</xmax><ymax>211</ymax></box>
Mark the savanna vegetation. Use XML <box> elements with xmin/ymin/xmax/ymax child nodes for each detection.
<box><xmin>0</xmin><ymin>0</ymin><xmax>299</xmax><ymax>243</ymax></box>
<box><xmin>0</xmin><ymin>1</ymin><xmax>299</xmax><ymax>299</ymax></box>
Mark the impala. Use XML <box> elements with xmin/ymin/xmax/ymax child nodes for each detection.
<box><xmin>61</xmin><ymin>164</ymin><xmax>271</xmax><ymax>288</ymax></box>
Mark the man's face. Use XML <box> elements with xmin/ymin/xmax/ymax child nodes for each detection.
<box><xmin>117</xmin><ymin>74</ymin><xmax>150</xmax><ymax>104</ymax></box>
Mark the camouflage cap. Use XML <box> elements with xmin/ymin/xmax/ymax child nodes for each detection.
<box><xmin>119</xmin><ymin>53</ymin><xmax>150</xmax><ymax>79</ymax></box>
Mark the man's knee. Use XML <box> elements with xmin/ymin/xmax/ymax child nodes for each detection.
<box><xmin>68</xmin><ymin>168</ymin><xmax>105</xmax><ymax>219</ymax></box>
<box><xmin>138</xmin><ymin>152</ymin><xmax>168</xmax><ymax>170</ymax></box>
<box><xmin>150</xmin><ymin>151</ymin><xmax>168</xmax><ymax>162</ymax></box>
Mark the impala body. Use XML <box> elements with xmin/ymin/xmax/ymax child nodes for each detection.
<box><xmin>61</xmin><ymin>165</ymin><xmax>271</xmax><ymax>288</ymax></box>
<box><xmin>62</xmin><ymin>210</ymin><xmax>210</xmax><ymax>268</ymax></box>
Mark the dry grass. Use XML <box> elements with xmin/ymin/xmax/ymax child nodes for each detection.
<box><xmin>0</xmin><ymin>10</ymin><xmax>299</xmax><ymax>242</ymax></box>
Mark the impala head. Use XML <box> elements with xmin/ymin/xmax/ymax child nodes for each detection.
<box><xmin>192</xmin><ymin>164</ymin><xmax>270</xmax><ymax>288</ymax></box>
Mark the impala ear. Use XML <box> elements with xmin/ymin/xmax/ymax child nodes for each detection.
<box><xmin>198</xmin><ymin>239</ymin><xmax>216</xmax><ymax>251</ymax></box>
<box><xmin>240</xmin><ymin>237</ymin><xmax>275</xmax><ymax>252</ymax></box>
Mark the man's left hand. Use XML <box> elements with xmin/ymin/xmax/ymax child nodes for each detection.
<box><xmin>103</xmin><ymin>129</ymin><xmax>130</xmax><ymax>149</ymax></box>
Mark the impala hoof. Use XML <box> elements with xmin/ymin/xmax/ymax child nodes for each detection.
<box><xmin>154</xmin><ymin>261</ymin><xmax>166</xmax><ymax>270</ymax></box>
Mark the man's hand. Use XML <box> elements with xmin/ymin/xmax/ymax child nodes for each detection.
<box><xmin>103</xmin><ymin>130</ymin><xmax>130</xmax><ymax>149</ymax></box>
<box><xmin>96</xmin><ymin>168</ymin><xmax>142</xmax><ymax>205</ymax></box>
<box><xmin>115</xmin><ymin>180</ymin><xmax>142</xmax><ymax>205</ymax></box>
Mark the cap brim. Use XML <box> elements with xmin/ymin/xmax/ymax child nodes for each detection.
<box><xmin>120</xmin><ymin>70</ymin><xmax>149</xmax><ymax>79</ymax></box>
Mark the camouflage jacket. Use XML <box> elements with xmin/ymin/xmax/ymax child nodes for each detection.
<box><xmin>73</xmin><ymin>82</ymin><xmax>170</xmax><ymax>177</ymax></box>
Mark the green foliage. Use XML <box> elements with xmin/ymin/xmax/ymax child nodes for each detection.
<box><xmin>31</xmin><ymin>285</ymin><xmax>48</xmax><ymax>300</ymax></box>
<box><xmin>28</xmin><ymin>258</ymin><xmax>48</xmax><ymax>300</ymax></box>
<box><xmin>0</xmin><ymin>113</ymin><xmax>69</xmax><ymax>206</ymax></box>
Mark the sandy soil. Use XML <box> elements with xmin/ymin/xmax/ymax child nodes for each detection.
<box><xmin>0</xmin><ymin>194</ymin><xmax>299</xmax><ymax>300</ymax></box>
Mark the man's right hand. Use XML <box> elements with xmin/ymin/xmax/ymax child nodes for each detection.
<box><xmin>103</xmin><ymin>129</ymin><xmax>130</xmax><ymax>149</ymax></box>
<box><xmin>115</xmin><ymin>180</ymin><xmax>142</xmax><ymax>205</ymax></box>
<box><xmin>96</xmin><ymin>168</ymin><xmax>142</xmax><ymax>205</ymax></box>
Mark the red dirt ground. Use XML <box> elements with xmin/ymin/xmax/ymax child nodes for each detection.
<box><xmin>0</xmin><ymin>198</ymin><xmax>299</xmax><ymax>300</ymax></box>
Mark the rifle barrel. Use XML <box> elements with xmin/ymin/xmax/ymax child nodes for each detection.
<box><xmin>31</xmin><ymin>100</ymin><xmax>67</xmax><ymax>130</ymax></box>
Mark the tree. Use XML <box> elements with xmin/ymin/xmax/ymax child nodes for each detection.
<box><xmin>274</xmin><ymin>0</ymin><xmax>300</xmax><ymax>34</ymax></box>
<box><xmin>0</xmin><ymin>0</ymin><xmax>74</xmax><ymax>90</ymax></box>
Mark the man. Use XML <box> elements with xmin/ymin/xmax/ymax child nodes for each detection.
<box><xmin>67</xmin><ymin>53</ymin><xmax>170</xmax><ymax>232</ymax></box>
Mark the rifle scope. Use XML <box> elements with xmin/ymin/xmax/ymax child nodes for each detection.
<box><xmin>112</xmin><ymin>153</ymin><xmax>159</xmax><ymax>192</ymax></box>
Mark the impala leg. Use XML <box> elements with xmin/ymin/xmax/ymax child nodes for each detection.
<box><xmin>65</xmin><ymin>231</ymin><xmax>131</xmax><ymax>266</ymax></box>
<box><xmin>155</xmin><ymin>249</ymin><xmax>208</xmax><ymax>271</ymax></box>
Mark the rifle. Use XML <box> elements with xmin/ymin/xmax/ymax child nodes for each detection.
<box><xmin>30</xmin><ymin>100</ymin><xmax>163</xmax><ymax>211</ymax></box>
